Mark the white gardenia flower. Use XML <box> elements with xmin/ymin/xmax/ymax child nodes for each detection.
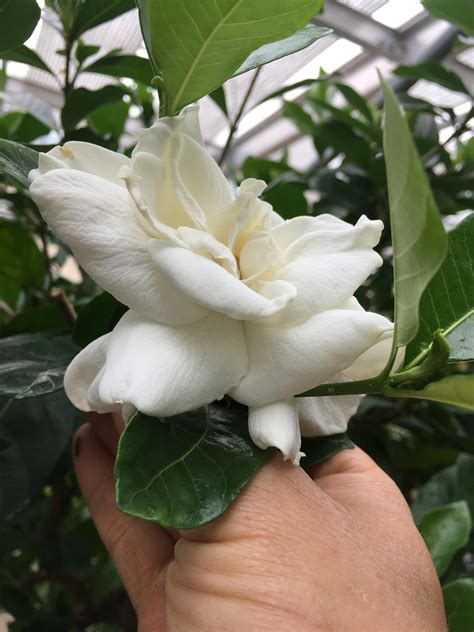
<box><xmin>29</xmin><ymin>106</ymin><xmax>396</xmax><ymax>465</ymax></box>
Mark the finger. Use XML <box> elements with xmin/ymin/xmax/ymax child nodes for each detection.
<box><xmin>86</xmin><ymin>411</ymin><xmax>119</xmax><ymax>454</ymax></box>
<box><xmin>73</xmin><ymin>423</ymin><xmax>174</xmax><ymax>616</ymax></box>
<box><xmin>307</xmin><ymin>446</ymin><xmax>381</xmax><ymax>480</ymax></box>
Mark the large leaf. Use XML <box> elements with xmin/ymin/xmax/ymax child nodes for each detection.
<box><xmin>417</xmin><ymin>501</ymin><xmax>471</xmax><ymax>576</ymax></box>
<box><xmin>395</xmin><ymin>62</ymin><xmax>468</xmax><ymax>95</ymax></box>
<box><xmin>61</xmin><ymin>85</ymin><xmax>128</xmax><ymax>131</ymax></box>
<box><xmin>70</xmin><ymin>0</ymin><xmax>136</xmax><ymax>39</ymax></box>
<box><xmin>0</xmin><ymin>221</ymin><xmax>43</xmax><ymax>308</ymax></box>
<box><xmin>136</xmin><ymin>0</ymin><xmax>324</xmax><ymax>114</ymax></box>
<box><xmin>443</xmin><ymin>579</ymin><xmax>474</xmax><ymax>632</ymax></box>
<box><xmin>233</xmin><ymin>25</ymin><xmax>331</xmax><ymax>77</ymax></box>
<box><xmin>0</xmin><ymin>0</ymin><xmax>40</xmax><ymax>53</ymax></box>
<box><xmin>388</xmin><ymin>375</ymin><xmax>474</xmax><ymax>411</ymax></box>
<box><xmin>0</xmin><ymin>333</ymin><xmax>78</xmax><ymax>400</ymax></box>
<box><xmin>72</xmin><ymin>292</ymin><xmax>127</xmax><ymax>348</ymax></box>
<box><xmin>406</xmin><ymin>214</ymin><xmax>474</xmax><ymax>364</ymax></box>
<box><xmin>0</xmin><ymin>390</ymin><xmax>79</xmax><ymax>519</ymax></box>
<box><xmin>422</xmin><ymin>0</ymin><xmax>474</xmax><ymax>36</ymax></box>
<box><xmin>84</xmin><ymin>54</ymin><xmax>154</xmax><ymax>86</ymax></box>
<box><xmin>0</xmin><ymin>139</ymin><xmax>38</xmax><ymax>187</ymax></box>
<box><xmin>381</xmin><ymin>77</ymin><xmax>448</xmax><ymax>350</ymax></box>
<box><xmin>0</xmin><ymin>45</ymin><xmax>53</xmax><ymax>75</ymax></box>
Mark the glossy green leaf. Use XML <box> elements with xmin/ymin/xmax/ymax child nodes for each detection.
<box><xmin>62</xmin><ymin>85</ymin><xmax>128</xmax><ymax>131</ymax></box>
<box><xmin>443</xmin><ymin>579</ymin><xmax>474</xmax><ymax>632</ymax></box>
<box><xmin>136</xmin><ymin>0</ymin><xmax>324</xmax><ymax>114</ymax></box>
<box><xmin>88</xmin><ymin>100</ymin><xmax>129</xmax><ymax>141</ymax></box>
<box><xmin>0</xmin><ymin>139</ymin><xmax>38</xmax><ymax>187</ymax></box>
<box><xmin>233</xmin><ymin>25</ymin><xmax>331</xmax><ymax>77</ymax></box>
<box><xmin>417</xmin><ymin>501</ymin><xmax>471</xmax><ymax>576</ymax></box>
<box><xmin>301</xmin><ymin>433</ymin><xmax>354</xmax><ymax>468</ymax></box>
<box><xmin>209</xmin><ymin>86</ymin><xmax>228</xmax><ymax>117</ymax></box>
<box><xmin>406</xmin><ymin>214</ymin><xmax>474</xmax><ymax>364</ymax></box>
<box><xmin>381</xmin><ymin>76</ymin><xmax>448</xmax><ymax>350</ymax></box>
<box><xmin>395</xmin><ymin>62</ymin><xmax>468</xmax><ymax>95</ymax></box>
<box><xmin>411</xmin><ymin>454</ymin><xmax>474</xmax><ymax>523</ymax></box>
<box><xmin>70</xmin><ymin>0</ymin><xmax>136</xmax><ymax>39</ymax></box>
<box><xmin>0</xmin><ymin>221</ymin><xmax>43</xmax><ymax>308</ymax></box>
<box><xmin>0</xmin><ymin>333</ymin><xmax>78</xmax><ymax>400</ymax></box>
<box><xmin>73</xmin><ymin>292</ymin><xmax>127</xmax><ymax>348</ymax></box>
<box><xmin>387</xmin><ymin>375</ymin><xmax>474</xmax><ymax>411</ymax></box>
<box><xmin>0</xmin><ymin>390</ymin><xmax>79</xmax><ymax>519</ymax></box>
<box><xmin>0</xmin><ymin>0</ymin><xmax>40</xmax><ymax>53</ymax></box>
<box><xmin>422</xmin><ymin>0</ymin><xmax>474</xmax><ymax>36</ymax></box>
<box><xmin>84</xmin><ymin>54</ymin><xmax>153</xmax><ymax>85</ymax></box>
<box><xmin>115</xmin><ymin>404</ymin><xmax>274</xmax><ymax>528</ymax></box>
<box><xmin>0</xmin><ymin>45</ymin><xmax>53</xmax><ymax>74</ymax></box>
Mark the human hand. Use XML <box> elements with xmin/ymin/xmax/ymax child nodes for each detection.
<box><xmin>74</xmin><ymin>413</ymin><xmax>447</xmax><ymax>632</ymax></box>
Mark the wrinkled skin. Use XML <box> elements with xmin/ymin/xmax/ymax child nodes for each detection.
<box><xmin>75</xmin><ymin>413</ymin><xmax>447</xmax><ymax>632</ymax></box>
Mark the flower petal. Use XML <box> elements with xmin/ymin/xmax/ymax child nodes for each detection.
<box><xmin>29</xmin><ymin>169</ymin><xmax>207</xmax><ymax>325</ymax></box>
<box><xmin>148</xmin><ymin>240</ymin><xmax>296</xmax><ymax>320</ymax></box>
<box><xmin>29</xmin><ymin>141</ymin><xmax>130</xmax><ymax>188</ymax></box>
<box><xmin>231</xmin><ymin>309</ymin><xmax>394</xmax><ymax>406</ymax></box>
<box><xmin>298</xmin><ymin>380</ymin><xmax>361</xmax><ymax>436</ymax></box>
<box><xmin>97</xmin><ymin>310</ymin><xmax>248</xmax><ymax>417</ymax></box>
<box><xmin>248</xmin><ymin>399</ymin><xmax>304</xmax><ymax>465</ymax></box>
<box><xmin>343</xmin><ymin>329</ymin><xmax>405</xmax><ymax>380</ymax></box>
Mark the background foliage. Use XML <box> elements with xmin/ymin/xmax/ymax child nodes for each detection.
<box><xmin>0</xmin><ymin>0</ymin><xmax>473</xmax><ymax>630</ymax></box>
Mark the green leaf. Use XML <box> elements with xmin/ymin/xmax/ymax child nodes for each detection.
<box><xmin>72</xmin><ymin>292</ymin><xmax>127</xmax><ymax>348</ymax></box>
<box><xmin>61</xmin><ymin>85</ymin><xmax>128</xmax><ymax>131</ymax></box>
<box><xmin>417</xmin><ymin>501</ymin><xmax>471</xmax><ymax>576</ymax></box>
<box><xmin>301</xmin><ymin>433</ymin><xmax>354</xmax><ymax>468</ymax></box>
<box><xmin>0</xmin><ymin>333</ymin><xmax>78</xmax><ymax>400</ymax></box>
<box><xmin>381</xmin><ymin>76</ymin><xmax>448</xmax><ymax>351</ymax></box>
<box><xmin>443</xmin><ymin>579</ymin><xmax>474</xmax><ymax>632</ymax></box>
<box><xmin>233</xmin><ymin>25</ymin><xmax>331</xmax><ymax>77</ymax></box>
<box><xmin>115</xmin><ymin>403</ymin><xmax>274</xmax><ymax>529</ymax></box>
<box><xmin>84</xmin><ymin>54</ymin><xmax>153</xmax><ymax>85</ymax></box>
<box><xmin>70</xmin><ymin>0</ymin><xmax>136</xmax><ymax>40</ymax></box>
<box><xmin>406</xmin><ymin>214</ymin><xmax>474</xmax><ymax>364</ymax></box>
<box><xmin>1</xmin><ymin>304</ymin><xmax>71</xmax><ymax>337</ymax></box>
<box><xmin>421</xmin><ymin>0</ymin><xmax>474</xmax><ymax>36</ymax></box>
<box><xmin>0</xmin><ymin>138</ymin><xmax>38</xmax><ymax>187</ymax></box>
<box><xmin>283</xmin><ymin>100</ymin><xmax>316</xmax><ymax>135</ymax></box>
<box><xmin>75</xmin><ymin>41</ymin><xmax>100</xmax><ymax>64</ymax></box>
<box><xmin>209</xmin><ymin>86</ymin><xmax>228</xmax><ymax>117</ymax></box>
<box><xmin>136</xmin><ymin>0</ymin><xmax>324</xmax><ymax>114</ymax></box>
<box><xmin>411</xmin><ymin>454</ymin><xmax>474</xmax><ymax>523</ymax></box>
<box><xmin>335</xmin><ymin>82</ymin><xmax>375</xmax><ymax>124</ymax></box>
<box><xmin>395</xmin><ymin>62</ymin><xmax>468</xmax><ymax>95</ymax></box>
<box><xmin>88</xmin><ymin>99</ymin><xmax>129</xmax><ymax>141</ymax></box>
<box><xmin>0</xmin><ymin>221</ymin><xmax>43</xmax><ymax>308</ymax></box>
<box><xmin>0</xmin><ymin>0</ymin><xmax>40</xmax><ymax>52</ymax></box>
<box><xmin>1</xmin><ymin>91</ymin><xmax>58</xmax><ymax>130</ymax></box>
<box><xmin>0</xmin><ymin>45</ymin><xmax>53</xmax><ymax>74</ymax></box>
<box><xmin>0</xmin><ymin>390</ymin><xmax>79</xmax><ymax>519</ymax></box>
<box><xmin>387</xmin><ymin>375</ymin><xmax>474</xmax><ymax>411</ymax></box>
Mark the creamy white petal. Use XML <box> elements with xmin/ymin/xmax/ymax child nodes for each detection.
<box><xmin>249</xmin><ymin>399</ymin><xmax>304</xmax><ymax>465</ymax></box>
<box><xmin>231</xmin><ymin>309</ymin><xmax>394</xmax><ymax>406</ymax></box>
<box><xmin>97</xmin><ymin>310</ymin><xmax>248</xmax><ymax>417</ymax></box>
<box><xmin>298</xmin><ymin>380</ymin><xmax>361</xmax><ymax>437</ymax></box>
<box><xmin>134</xmin><ymin>105</ymin><xmax>205</xmax><ymax>154</ymax></box>
<box><xmin>148</xmin><ymin>240</ymin><xmax>296</xmax><ymax>321</ymax></box>
<box><xmin>30</xmin><ymin>169</ymin><xmax>206</xmax><ymax>325</ymax></box>
<box><xmin>343</xmin><ymin>329</ymin><xmax>405</xmax><ymax>380</ymax></box>
<box><xmin>29</xmin><ymin>141</ymin><xmax>130</xmax><ymax>187</ymax></box>
<box><xmin>64</xmin><ymin>334</ymin><xmax>120</xmax><ymax>414</ymax></box>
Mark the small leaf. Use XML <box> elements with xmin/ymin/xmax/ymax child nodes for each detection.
<box><xmin>75</xmin><ymin>42</ymin><xmax>100</xmax><ymax>64</ymax></box>
<box><xmin>395</xmin><ymin>62</ymin><xmax>468</xmax><ymax>95</ymax></box>
<box><xmin>406</xmin><ymin>214</ymin><xmax>474</xmax><ymax>364</ymax></box>
<box><xmin>136</xmin><ymin>0</ymin><xmax>324</xmax><ymax>114</ymax></box>
<box><xmin>70</xmin><ymin>0</ymin><xmax>135</xmax><ymax>40</ymax></box>
<box><xmin>115</xmin><ymin>403</ymin><xmax>274</xmax><ymax>529</ymax></box>
<box><xmin>443</xmin><ymin>579</ymin><xmax>474</xmax><ymax>632</ymax></box>
<box><xmin>61</xmin><ymin>85</ymin><xmax>128</xmax><ymax>131</ymax></box>
<box><xmin>84</xmin><ymin>54</ymin><xmax>153</xmax><ymax>85</ymax></box>
<box><xmin>0</xmin><ymin>45</ymin><xmax>53</xmax><ymax>75</ymax></box>
<box><xmin>209</xmin><ymin>86</ymin><xmax>228</xmax><ymax>117</ymax></box>
<box><xmin>387</xmin><ymin>375</ymin><xmax>474</xmax><ymax>411</ymax></box>
<box><xmin>73</xmin><ymin>292</ymin><xmax>127</xmax><ymax>348</ymax></box>
<box><xmin>335</xmin><ymin>82</ymin><xmax>374</xmax><ymax>124</ymax></box>
<box><xmin>381</xmin><ymin>76</ymin><xmax>448</xmax><ymax>351</ymax></box>
<box><xmin>417</xmin><ymin>501</ymin><xmax>471</xmax><ymax>576</ymax></box>
<box><xmin>233</xmin><ymin>25</ymin><xmax>332</xmax><ymax>77</ymax></box>
<box><xmin>0</xmin><ymin>139</ymin><xmax>38</xmax><ymax>187</ymax></box>
<box><xmin>301</xmin><ymin>434</ymin><xmax>354</xmax><ymax>469</ymax></box>
<box><xmin>422</xmin><ymin>0</ymin><xmax>474</xmax><ymax>36</ymax></box>
<box><xmin>0</xmin><ymin>0</ymin><xmax>40</xmax><ymax>52</ymax></box>
<box><xmin>0</xmin><ymin>333</ymin><xmax>78</xmax><ymax>400</ymax></box>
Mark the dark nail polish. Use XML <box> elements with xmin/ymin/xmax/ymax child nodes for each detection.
<box><xmin>74</xmin><ymin>436</ymin><xmax>81</xmax><ymax>458</ymax></box>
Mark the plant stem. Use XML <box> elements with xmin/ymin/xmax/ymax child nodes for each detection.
<box><xmin>218</xmin><ymin>67</ymin><xmax>262</xmax><ymax>166</ymax></box>
<box><xmin>297</xmin><ymin>377</ymin><xmax>385</xmax><ymax>398</ymax></box>
<box><xmin>63</xmin><ymin>35</ymin><xmax>73</xmax><ymax>98</ymax></box>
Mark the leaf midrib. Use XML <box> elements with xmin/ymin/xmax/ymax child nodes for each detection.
<box><xmin>169</xmin><ymin>0</ymin><xmax>243</xmax><ymax>113</ymax></box>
